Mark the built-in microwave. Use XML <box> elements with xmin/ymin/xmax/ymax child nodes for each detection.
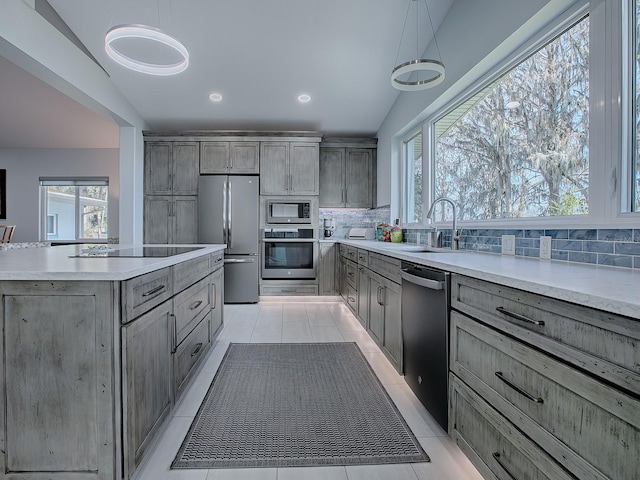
<box><xmin>266</xmin><ymin>200</ymin><xmax>311</xmax><ymax>224</ymax></box>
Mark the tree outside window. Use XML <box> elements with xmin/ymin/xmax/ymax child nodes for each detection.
<box><xmin>434</xmin><ymin>17</ymin><xmax>589</xmax><ymax>221</ymax></box>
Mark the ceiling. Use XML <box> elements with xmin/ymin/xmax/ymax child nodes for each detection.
<box><xmin>1</xmin><ymin>0</ymin><xmax>453</xmax><ymax>148</ymax></box>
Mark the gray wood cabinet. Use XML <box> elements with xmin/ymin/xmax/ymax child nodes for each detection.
<box><xmin>260</xmin><ymin>141</ymin><xmax>319</xmax><ymax>195</ymax></box>
<box><xmin>450</xmin><ymin>274</ymin><xmax>640</xmax><ymax>480</ymax></box>
<box><xmin>0</xmin><ymin>281</ymin><xmax>116</xmax><ymax>480</ymax></box>
<box><xmin>145</xmin><ymin>141</ymin><xmax>199</xmax><ymax>195</ymax></box>
<box><xmin>200</xmin><ymin>141</ymin><xmax>259</xmax><ymax>174</ymax></box>
<box><xmin>121</xmin><ymin>300</ymin><xmax>173</xmax><ymax>479</ymax></box>
<box><xmin>367</xmin><ymin>270</ymin><xmax>402</xmax><ymax>372</ymax></box>
<box><xmin>318</xmin><ymin>242</ymin><xmax>337</xmax><ymax>295</ymax></box>
<box><xmin>210</xmin><ymin>262</ymin><xmax>224</xmax><ymax>333</ymax></box>
<box><xmin>144</xmin><ymin>195</ymin><xmax>197</xmax><ymax>244</ymax></box>
<box><xmin>319</xmin><ymin>139</ymin><xmax>376</xmax><ymax>208</ymax></box>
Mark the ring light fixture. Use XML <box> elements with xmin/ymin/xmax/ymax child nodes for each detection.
<box><xmin>105</xmin><ymin>24</ymin><xmax>189</xmax><ymax>75</ymax></box>
<box><xmin>391</xmin><ymin>59</ymin><xmax>445</xmax><ymax>91</ymax></box>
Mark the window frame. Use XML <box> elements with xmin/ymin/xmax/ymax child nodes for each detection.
<box><xmin>397</xmin><ymin>0</ymin><xmax>640</xmax><ymax>229</ymax></box>
<box><xmin>400</xmin><ymin>128</ymin><xmax>425</xmax><ymax>226</ymax></box>
<box><xmin>39</xmin><ymin>177</ymin><xmax>109</xmax><ymax>242</ymax></box>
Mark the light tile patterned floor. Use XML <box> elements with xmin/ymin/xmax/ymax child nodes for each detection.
<box><xmin>132</xmin><ymin>298</ymin><xmax>483</xmax><ymax>480</ymax></box>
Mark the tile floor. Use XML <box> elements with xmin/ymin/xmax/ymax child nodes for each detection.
<box><xmin>132</xmin><ymin>298</ymin><xmax>483</xmax><ymax>480</ymax></box>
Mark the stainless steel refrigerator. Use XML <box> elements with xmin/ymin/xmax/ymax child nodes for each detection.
<box><xmin>198</xmin><ymin>176</ymin><xmax>259</xmax><ymax>303</ymax></box>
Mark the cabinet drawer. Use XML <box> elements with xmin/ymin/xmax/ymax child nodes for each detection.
<box><xmin>451</xmin><ymin>311</ymin><xmax>640</xmax><ymax>480</ymax></box>
<box><xmin>339</xmin><ymin>244</ymin><xmax>347</xmax><ymax>257</ymax></box>
<box><xmin>174</xmin><ymin>313</ymin><xmax>211</xmax><ymax>399</ymax></box>
<box><xmin>173</xmin><ymin>255</ymin><xmax>211</xmax><ymax>293</ymax></box>
<box><xmin>345</xmin><ymin>245</ymin><xmax>358</xmax><ymax>262</ymax></box>
<box><xmin>210</xmin><ymin>251</ymin><xmax>224</xmax><ymax>272</ymax></box>
<box><xmin>450</xmin><ymin>375</ymin><xmax>574</xmax><ymax>480</ymax></box>
<box><xmin>260</xmin><ymin>284</ymin><xmax>319</xmax><ymax>295</ymax></box>
<box><xmin>173</xmin><ymin>276</ymin><xmax>211</xmax><ymax>346</ymax></box>
<box><xmin>368</xmin><ymin>252</ymin><xmax>401</xmax><ymax>284</ymax></box>
<box><xmin>451</xmin><ymin>274</ymin><xmax>640</xmax><ymax>396</ymax></box>
<box><xmin>345</xmin><ymin>260</ymin><xmax>358</xmax><ymax>289</ymax></box>
<box><xmin>345</xmin><ymin>284</ymin><xmax>357</xmax><ymax>313</ymax></box>
<box><xmin>122</xmin><ymin>267</ymin><xmax>173</xmax><ymax>323</ymax></box>
<box><xmin>357</xmin><ymin>249</ymin><xmax>369</xmax><ymax>267</ymax></box>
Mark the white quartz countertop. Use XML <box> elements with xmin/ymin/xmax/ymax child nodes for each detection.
<box><xmin>0</xmin><ymin>244</ymin><xmax>226</xmax><ymax>281</ymax></box>
<box><xmin>338</xmin><ymin>239</ymin><xmax>640</xmax><ymax>320</ymax></box>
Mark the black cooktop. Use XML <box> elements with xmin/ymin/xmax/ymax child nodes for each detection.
<box><xmin>71</xmin><ymin>246</ymin><xmax>204</xmax><ymax>258</ymax></box>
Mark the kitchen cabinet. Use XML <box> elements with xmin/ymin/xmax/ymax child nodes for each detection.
<box><xmin>200</xmin><ymin>141</ymin><xmax>260</xmax><ymax>174</ymax></box>
<box><xmin>260</xmin><ymin>141</ymin><xmax>319</xmax><ymax>195</ymax></box>
<box><xmin>319</xmin><ymin>138</ymin><xmax>376</xmax><ymax>208</ymax></box>
<box><xmin>121</xmin><ymin>300</ymin><xmax>173</xmax><ymax>478</ymax></box>
<box><xmin>450</xmin><ymin>274</ymin><xmax>640</xmax><ymax>480</ymax></box>
<box><xmin>367</xmin><ymin>269</ymin><xmax>402</xmax><ymax>372</ymax></box>
<box><xmin>318</xmin><ymin>242</ymin><xmax>337</xmax><ymax>295</ymax></box>
<box><xmin>144</xmin><ymin>195</ymin><xmax>198</xmax><ymax>244</ymax></box>
<box><xmin>145</xmin><ymin>141</ymin><xmax>199</xmax><ymax>195</ymax></box>
<box><xmin>0</xmin><ymin>281</ymin><xmax>116</xmax><ymax>480</ymax></box>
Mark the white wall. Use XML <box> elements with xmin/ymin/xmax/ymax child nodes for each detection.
<box><xmin>376</xmin><ymin>0</ymin><xmax>577</xmax><ymax>218</ymax></box>
<box><xmin>0</xmin><ymin>148</ymin><xmax>119</xmax><ymax>243</ymax></box>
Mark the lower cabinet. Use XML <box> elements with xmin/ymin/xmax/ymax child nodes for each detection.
<box><xmin>121</xmin><ymin>301</ymin><xmax>174</xmax><ymax>479</ymax></box>
<box><xmin>367</xmin><ymin>270</ymin><xmax>402</xmax><ymax>372</ymax></box>
<box><xmin>450</xmin><ymin>274</ymin><xmax>640</xmax><ymax>480</ymax></box>
<box><xmin>318</xmin><ymin>242</ymin><xmax>337</xmax><ymax>295</ymax></box>
<box><xmin>356</xmin><ymin>265</ymin><xmax>369</xmax><ymax>329</ymax></box>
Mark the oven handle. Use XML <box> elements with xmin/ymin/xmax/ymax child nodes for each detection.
<box><xmin>261</xmin><ymin>238</ymin><xmax>317</xmax><ymax>242</ymax></box>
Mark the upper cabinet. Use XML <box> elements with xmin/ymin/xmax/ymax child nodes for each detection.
<box><xmin>200</xmin><ymin>141</ymin><xmax>260</xmax><ymax>174</ymax></box>
<box><xmin>260</xmin><ymin>142</ymin><xmax>319</xmax><ymax>195</ymax></box>
<box><xmin>144</xmin><ymin>141</ymin><xmax>199</xmax><ymax>195</ymax></box>
<box><xmin>319</xmin><ymin>138</ymin><xmax>377</xmax><ymax>208</ymax></box>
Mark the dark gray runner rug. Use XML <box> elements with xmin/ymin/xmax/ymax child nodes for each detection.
<box><xmin>172</xmin><ymin>342</ymin><xmax>429</xmax><ymax>469</ymax></box>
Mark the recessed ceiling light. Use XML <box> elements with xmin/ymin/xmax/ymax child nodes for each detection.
<box><xmin>297</xmin><ymin>94</ymin><xmax>311</xmax><ymax>103</ymax></box>
<box><xmin>104</xmin><ymin>24</ymin><xmax>189</xmax><ymax>75</ymax></box>
<box><xmin>209</xmin><ymin>93</ymin><xmax>223</xmax><ymax>102</ymax></box>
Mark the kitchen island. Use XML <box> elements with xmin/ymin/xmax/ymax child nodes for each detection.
<box><xmin>0</xmin><ymin>244</ymin><xmax>225</xmax><ymax>480</ymax></box>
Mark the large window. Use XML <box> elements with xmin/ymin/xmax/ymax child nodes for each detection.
<box><xmin>634</xmin><ymin>0</ymin><xmax>640</xmax><ymax>211</ymax></box>
<box><xmin>40</xmin><ymin>178</ymin><xmax>109</xmax><ymax>241</ymax></box>
<box><xmin>433</xmin><ymin>17</ymin><xmax>589</xmax><ymax>221</ymax></box>
<box><xmin>402</xmin><ymin>131</ymin><xmax>423</xmax><ymax>223</ymax></box>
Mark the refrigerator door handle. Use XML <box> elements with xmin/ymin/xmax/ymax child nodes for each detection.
<box><xmin>222</xmin><ymin>180</ymin><xmax>228</xmax><ymax>244</ymax></box>
<box><xmin>228</xmin><ymin>179</ymin><xmax>233</xmax><ymax>248</ymax></box>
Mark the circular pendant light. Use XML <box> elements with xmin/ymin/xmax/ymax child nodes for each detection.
<box><xmin>105</xmin><ymin>24</ymin><xmax>189</xmax><ymax>75</ymax></box>
<box><xmin>391</xmin><ymin>59</ymin><xmax>445</xmax><ymax>91</ymax></box>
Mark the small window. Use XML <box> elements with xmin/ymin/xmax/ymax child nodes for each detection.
<box><xmin>434</xmin><ymin>17</ymin><xmax>589</xmax><ymax>220</ymax></box>
<box><xmin>40</xmin><ymin>178</ymin><xmax>109</xmax><ymax>241</ymax></box>
<box><xmin>402</xmin><ymin>131</ymin><xmax>423</xmax><ymax>224</ymax></box>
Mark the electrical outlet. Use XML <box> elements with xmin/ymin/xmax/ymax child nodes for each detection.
<box><xmin>539</xmin><ymin>235</ymin><xmax>552</xmax><ymax>259</ymax></box>
<box><xmin>501</xmin><ymin>235</ymin><xmax>516</xmax><ymax>255</ymax></box>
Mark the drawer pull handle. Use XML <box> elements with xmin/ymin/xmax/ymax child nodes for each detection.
<box><xmin>496</xmin><ymin>307</ymin><xmax>544</xmax><ymax>326</ymax></box>
<box><xmin>189</xmin><ymin>300</ymin><xmax>203</xmax><ymax>310</ymax></box>
<box><xmin>191</xmin><ymin>342</ymin><xmax>203</xmax><ymax>357</ymax></box>
<box><xmin>348</xmin><ymin>296</ymin><xmax>356</xmax><ymax>303</ymax></box>
<box><xmin>142</xmin><ymin>284</ymin><xmax>165</xmax><ymax>297</ymax></box>
<box><xmin>495</xmin><ymin>371</ymin><xmax>544</xmax><ymax>404</ymax></box>
<box><xmin>492</xmin><ymin>452</ymin><xmax>518</xmax><ymax>480</ymax></box>
<box><xmin>281</xmin><ymin>288</ymin><xmax>296</xmax><ymax>293</ymax></box>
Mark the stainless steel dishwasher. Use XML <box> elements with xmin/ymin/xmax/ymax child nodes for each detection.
<box><xmin>400</xmin><ymin>262</ymin><xmax>450</xmax><ymax>430</ymax></box>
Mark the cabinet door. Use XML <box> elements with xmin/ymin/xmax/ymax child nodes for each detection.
<box><xmin>145</xmin><ymin>142</ymin><xmax>173</xmax><ymax>194</ymax></box>
<box><xmin>260</xmin><ymin>142</ymin><xmax>289</xmax><ymax>194</ymax></box>
<box><xmin>121</xmin><ymin>300</ymin><xmax>173</xmax><ymax>479</ymax></box>
<box><xmin>172</xmin><ymin>142</ymin><xmax>199</xmax><ymax>194</ymax></box>
<box><xmin>345</xmin><ymin>149</ymin><xmax>372</xmax><ymax>207</ymax></box>
<box><xmin>230</xmin><ymin>142</ymin><xmax>260</xmax><ymax>174</ymax></box>
<box><xmin>368</xmin><ymin>275</ymin><xmax>384</xmax><ymax>345</ymax></box>
<box><xmin>382</xmin><ymin>278</ymin><xmax>402</xmax><ymax>372</ymax></box>
<box><xmin>339</xmin><ymin>256</ymin><xmax>349</xmax><ymax>301</ymax></box>
<box><xmin>144</xmin><ymin>196</ymin><xmax>173</xmax><ymax>244</ymax></box>
<box><xmin>173</xmin><ymin>196</ymin><xmax>198</xmax><ymax>244</ymax></box>
<box><xmin>357</xmin><ymin>266</ymin><xmax>370</xmax><ymax>329</ymax></box>
<box><xmin>319</xmin><ymin>148</ymin><xmax>345</xmax><ymax>207</ymax></box>
<box><xmin>210</xmin><ymin>267</ymin><xmax>224</xmax><ymax>334</ymax></box>
<box><xmin>318</xmin><ymin>243</ymin><xmax>336</xmax><ymax>295</ymax></box>
<box><xmin>289</xmin><ymin>143</ymin><xmax>319</xmax><ymax>195</ymax></box>
<box><xmin>2</xmin><ymin>283</ymin><xmax>114</xmax><ymax>478</ymax></box>
<box><xmin>200</xmin><ymin>142</ymin><xmax>230</xmax><ymax>173</ymax></box>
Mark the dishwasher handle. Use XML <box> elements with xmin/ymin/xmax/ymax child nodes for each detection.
<box><xmin>400</xmin><ymin>268</ymin><xmax>445</xmax><ymax>290</ymax></box>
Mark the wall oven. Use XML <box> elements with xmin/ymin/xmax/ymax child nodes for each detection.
<box><xmin>261</xmin><ymin>228</ymin><xmax>317</xmax><ymax>279</ymax></box>
<box><xmin>266</xmin><ymin>200</ymin><xmax>311</xmax><ymax>224</ymax></box>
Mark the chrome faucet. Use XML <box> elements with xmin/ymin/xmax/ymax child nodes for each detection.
<box><xmin>426</xmin><ymin>197</ymin><xmax>460</xmax><ymax>250</ymax></box>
